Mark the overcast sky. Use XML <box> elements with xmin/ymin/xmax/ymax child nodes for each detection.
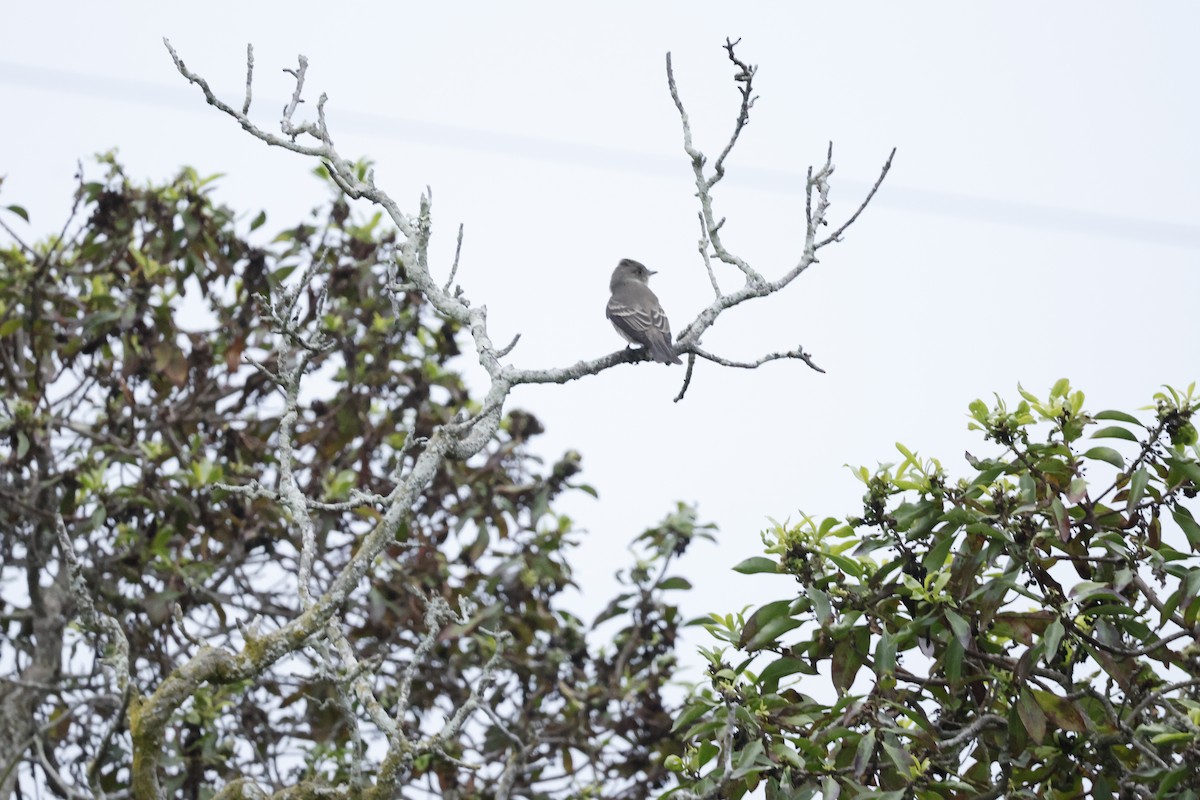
<box><xmin>3</xmin><ymin>2</ymin><xmax>1198</xmax><ymax>680</ymax></box>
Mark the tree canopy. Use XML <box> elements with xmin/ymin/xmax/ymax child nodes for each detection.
<box><xmin>0</xmin><ymin>157</ymin><xmax>706</xmax><ymax>799</ymax></box>
<box><xmin>8</xmin><ymin>155</ymin><xmax>1197</xmax><ymax>800</ymax></box>
<box><xmin>670</xmin><ymin>381</ymin><xmax>1200</xmax><ymax>800</ymax></box>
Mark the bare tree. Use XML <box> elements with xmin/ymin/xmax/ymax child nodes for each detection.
<box><xmin>1</xmin><ymin>38</ymin><xmax>891</xmax><ymax>800</ymax></box>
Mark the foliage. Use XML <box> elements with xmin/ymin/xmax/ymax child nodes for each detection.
<box><xmin>0</xmin><ymin>158</ymin><xmax>700</xmax><ymax>799</ymax></box>
<box><xmin>672</xmin><ymin>381</ymin><xmax>1200</xmax><ymax>800</ymax></box>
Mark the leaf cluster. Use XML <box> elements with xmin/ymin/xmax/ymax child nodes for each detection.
<box><xmin>673</xmin><ymin>380</ymin><xmax>1200</xmax><ymax>800</ymax></box>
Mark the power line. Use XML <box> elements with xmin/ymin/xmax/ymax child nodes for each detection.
<box><xmin>3</xmin><ymin>60</ymin><xmax>1198</xmax><ymax>250</ymax></box>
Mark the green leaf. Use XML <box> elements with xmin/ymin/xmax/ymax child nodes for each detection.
<box><xmin>1019</xmin><ymin>472</ymin><xmax>1036</xmax><ymax>504</ymax></box>
<box><xmin>1090</xmin><ymin>425</ymin><xmax>1138</xmax><ymax>442</ymax></box>
<box><xmin>1082</xmin><ymin>603</ymin><xmax>1138</xmax><ymax>617</ymax></box>
<box><xmin>1018</xmin><ymin>688</ymin><xmax>1047</xmax><ymax>743</ymax></box>
<box><xmin>1171</xmin><ymin>506</ymin><xmax>1200</xmax><ymax>549</ymax></box>
<box><xmin>1172</xmin><ymin>421</ymin><xmax>1199</xmax><ymax>447</ymax></box>
<box><xmin>733</xmin><ymin>556</ymin><xmax>778</xmax><ymax>575</ymax></box>
<box><xmin>875</xmin><ymin>631</ymin><xmax>896</xmax><ymax>676</ymax></box>
<box><xmin>670</xmin><ymin>701</ymin><xmax>712</xmax><ymax>733</ymax></box>
<box><xmin>1043</xmin><ymin>618</ymin><xmax>1065</xmax><ymax>662</ymax></box>
<box><xmin>249</xmin><ymin>210</ymin><xmax>267</xmax><ymax>231</ymax></box>
<box><xmin>730</xmin><ymin>738</ymin><xmax>765</xmax><ymax>780</ymax></box>
<box><xmin>852</xmin><ymin>729</ymin><xmax>876</xmax><ymax>778</ymax></box>
<box><xmin>739</xmin><ymin>600</ymin><xmax>802</xmax><ymax>651</ymax></box>
<box><xmin>656</xmin><ymin>576</ymin><xmax>692</xmax><ymax>591</ymax></box>
<box><xmin>1051</xmin><ymin>497</ymin><xmax>1071</xmax><ymax>542</ymax></box>
<box><xmin>880</xmin><ymin>737</ymin><xmax>916</xmax><ymax>774</ymax></box>
<box><xmin>808</xmin><ymin>586</ymin><xmax>832</xmax><ymax>627</ymax></box>
<box><xmin>825</xmin><ymin>552</ymin><xmax>863</xmax><ymax>578</ymax></box>
<box><xmin>969</xmin><ymin>464</ymin><xmax>1006</xmax><ymax>490</ymax></box>
<box><xmin>1154</xmin><ymin>766</ymin><xmax>1191</xmax><ymax>800</ymax></box>
<box><xmin>1066</xmin><ymin>477</ymin><xmax>1088</xmax><ymax>503</ymax></box>
<box><xmin>1168</xmin><ymin>456</ymin><xmax>1200</xmax><ymax>488</ymax></box>
<box><xmin>696</xmin><ymin>739</ymin><xmax>719</xmax><ymax>767</ymax></box>
<box><xmin>4</xmin><ymin>204</ymin><xmax>29</xmax><ymax>222</ymax></box>
<box><xmin>922</xmin><ymin>530</ymin><xmax>956</xmax><ymax>573</ymax></box>
<box><xmin>1071</xmin><ymin>581</ymin><xmax>1123</xmax><ymax>603</ymax></box>
<box><xmin>943</xmin><ymin>637</ymin><xmax>964</xmax><ymax>682</ymax></box>
<box><xmin>1128</xmin><ymin>467</ymin><xmax>1150</xmax><ymax>511</ymax></box>
<box><xmin>758</xmin><ymin>657</ymin><xmax>816</xmax><ymax>691</ymax></box>
<box><xmin>1032</xmin><ymin>690</ymin><xmax>1087</xmax><ymax>732</ymax></box>
<box><xmin>944</xmin><ymin>608</ymin><xmax>971</xmax><ymax>648</ymax></box>
<box><xmin>1083</xmin><ymin>447</ymin><xmax>1125</xmax><ymax>470</ymax></box>
<box><xmin>1161</xmin><ymin>589</ymin><xmax>1184</xmax><ymax>628</ymax></box>
<box><xmin>1094</xmin><ymin>409</ymin><xmax>1144</xmax><ymax>426</ymax></box>
<box><xmin>831</xmin><ymin>637</ymin><xmax>864</xmax><ymax>693</ymax></box>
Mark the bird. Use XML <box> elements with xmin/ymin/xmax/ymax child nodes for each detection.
<box><xmin>606</xmin><ymin>258</ymin><xmax>681</xmax><ymax>365</ymax></box>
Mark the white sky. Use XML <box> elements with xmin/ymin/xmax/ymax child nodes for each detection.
<box><xmin>3</xmin><ymin>2</ymin><xmax>1199</xmax><ymax>683</ymax></box>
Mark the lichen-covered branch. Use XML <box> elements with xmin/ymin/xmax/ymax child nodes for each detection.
<box><xmin>667</xmin><ymin>40</ymin><xmax>895</xmax><ymax>400</ymax></box>
<box><xmin>137</xmin><ymin>36</ymin><xmax>894</xmax><ymax>799</ymax></box>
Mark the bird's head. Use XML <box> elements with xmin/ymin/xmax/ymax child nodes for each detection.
<box><xmin>611</xmin><ymin>258</ymin><xmax>656</xmax><ymax>289</ymax></box>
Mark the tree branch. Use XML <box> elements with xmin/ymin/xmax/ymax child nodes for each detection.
<box><xmin>666</xmin><ymin>41</ymin><xmax>893</xmax><ymax>400</ymax></box>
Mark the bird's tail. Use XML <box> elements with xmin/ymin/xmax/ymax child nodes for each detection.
<box><xmin>650</xmin><ymin>339</ymin><xmax>682</xmax><ymax>365</ymax></box>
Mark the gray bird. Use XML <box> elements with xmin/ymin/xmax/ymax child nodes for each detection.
<box><xmin>606</xmin><ymin>259</ymin><xmax>681</xmax><ymax>365</ymax></box>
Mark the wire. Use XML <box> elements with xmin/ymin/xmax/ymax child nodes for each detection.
<box><xmin>2</xmin><ymin>60</ymin><xmax>1198</xmax><ymax>250</ymax></box>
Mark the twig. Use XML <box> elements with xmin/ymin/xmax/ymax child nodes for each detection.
<box><xmin>696</xmin><ymin>213</ymin><xmax>721</xmax><ymax>297</ymax></box>
<box><xmin>665</xmin><ymin>49</ymin><xmax>762</xmax><ymax>285</ymax></box>
<box><xmin>708</xmin><ymin>37</ymin><xmax>757</xmax><ymax>191</ymax></box>
<box><xmin>939</xmin><ymin>713</ymin><xmax>1006</xmax><ymax>750</ymax></box>
<box><xmin>688</xmin><ymin>343</ymin><xmax>825</xmax><ymax>373</ymax></box>
<box><xmin>672</xmin><ymin>354</ymin><xmax>697</xmax><ymax>403</ymax></box>
<box><xmin>817</xmin><ymin>147</ymin><xmax>896</xmax><ymax>248</ymax></box>
<box><xmin>442</xmin><ymin>222</ymin><xmax>464</xmax><ymax>294</ymax></box>
<box><xmin>1128</xmin><ymin>678</ymin><xmax>1200</xmax><ymax>723</ymax></box>
<box><xmin>495</xmin><ymin>333</ymin><xmax>521</xmax><ymax>359</ymax></box>
<box><xmin>242</xmin><ymin>43</ymin><xmax>254</xmax><ymax>116</ymax></box>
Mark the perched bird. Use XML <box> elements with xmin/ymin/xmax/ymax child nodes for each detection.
<box><xmin>606</xmin><ymin>258</ymin><xmax>681</xmax><ymax>365</ymax></box>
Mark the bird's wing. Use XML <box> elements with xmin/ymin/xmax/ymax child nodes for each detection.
<box><xmin>605</xmin><ymin>288</ymin><xmax>672</xmax><ymax>340</ymax></box>
<box><xmin>607</xmin><ymin>286</ymin><xmax>680</xmax><ymax>364</ymax></box>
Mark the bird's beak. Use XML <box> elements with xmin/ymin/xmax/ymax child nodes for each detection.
<box><xmin>647</xmin><ymin>269</ymin><xmax>658</xmax><ymax>276</ymax></box>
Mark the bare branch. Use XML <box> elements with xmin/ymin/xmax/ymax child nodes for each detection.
<box><xmin>242</xmin><ymin>43</ymin><xmax>254</xmax><ymax>116</ymax></box>
<box><xmin>430</xmin><ymin>629</ymin><xmax>511</xmax><ymax>746</ymax></box>
<box><xmin>495</xmin><ymin>332</ymin><xmax>521</xmax><ymax>358</ymax></box>
<box><xmin>442</xmin><ymin>222</ymin><xmax>465</xmax><ymax>294</ymax></box>
<box><xmin>939</xmin><ymin>713</ymin><xmax>1007</xmax><ymax>751</ymax></box>
<box><xmin>708</xmin><ymin>37</ymin><xmax>757</xmax><ymax>191</ymax></box>
<box><xmin>672</xmin><ymin>354</ymin><xmax>697</xmax><ymax>403</ymax></box>
<box><xmin>1128</xmin><ymin>678</ymin><xmax>1200</xmax><ymax>723</ymax></box>
<box><xmin>665</xmin><ymin>50</ymin><xmax>761</xmax><ymax>285</ymax></box>
<box><xmin>275</xmin><ymin>354</ymin><xmax>320</xmax><ymax>608</ymax></box>
<box><xmin>688</xmin><ymin>343</ymin><xmax>825</xmax><ymax>373</ymax></box>
<box><xmin>394</xmin><ymin>597</ymin><xmax>455</xmax><ymax>720</ymax></box>
<box><xmin>664</xmin><ymin>43</ymin><xmax>893</xmax><ymax>399</ymax></box>
<box><xmin>696</xmin><ymin>213</ymin><xmax>721</xmax><ymax>297</ymax></box>
<box><xmin>56</xmin><ymin>515</ymin><xmax>133</xmax><ymax>796</ymax></box>
<box><xmin>817</xmin><ymin>146</ymin><xmax>897</xmax><ymax>248</ymax></box>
